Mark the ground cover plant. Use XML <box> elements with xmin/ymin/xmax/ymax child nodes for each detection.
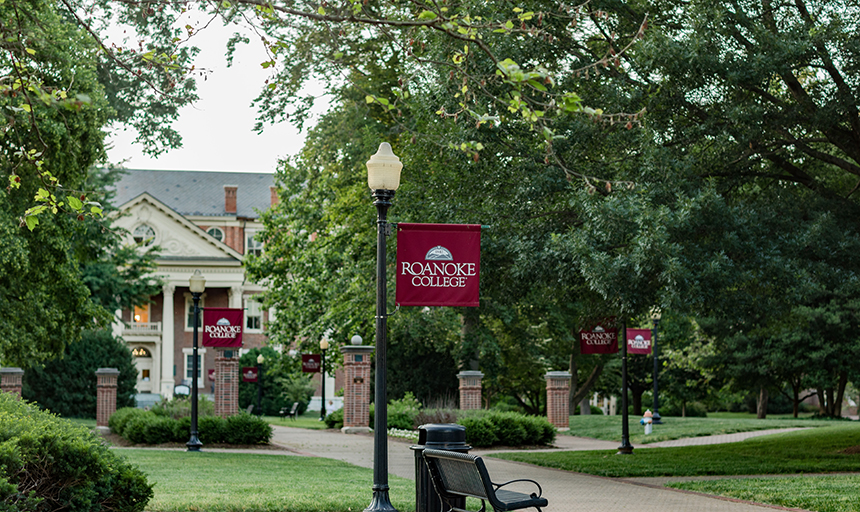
<box><xmin>564</xmin><ymin>415</ymin><xmax>820</xmax><ymax>445</ymax></box>
<box><xmin>110</xmin><ymin>407</ymin><xmax>272</xmax><ymax>445</ymax></box>
<box><xmin>669</xmin><ymin>475</ymin><xmax>860</xmax><ymax>512</ymax></box>
<box><xmin>493</xmin><ymin>423</ymin><xmax>860</xmax><ymax>477</ymax></box>
<box><xmin>118</xmin><ymin>449</ymin><xmax>415</xmax><ymax>512</ymax></box>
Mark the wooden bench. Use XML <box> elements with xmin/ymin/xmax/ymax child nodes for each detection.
<box><xmin>422</xmin><ymin>448</ymin><xmax>547</xmax><ymax>512</ymax></box>
<box><xmin>279</xmin><ymin>402</ymin><xmax>299</xmax><ymax>420</ymax></box>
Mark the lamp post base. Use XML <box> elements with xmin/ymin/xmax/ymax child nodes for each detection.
<box><xmin>652</xmin><ymin>411</ymin><xmax>663</xmax><ymax>424</ymax></box>
<box><xmin>186</xmin><ymin>435</ymin><xmax>203</xmax><ymax>452</ymax></box>
<box><xmin>617</xmin><ymin>441</ymin><xmax>634</xmax><ymax>455</ymax></box>
<box><xmin>365</xmin><ymin>488</ymin><xmax>399</xmax><ymax>512</ymax></box>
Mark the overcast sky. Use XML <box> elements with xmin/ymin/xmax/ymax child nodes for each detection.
<box><xmin>105</xmin><ymin>15</ymin><xmax>327</xmax><ymax>174</ymax></box>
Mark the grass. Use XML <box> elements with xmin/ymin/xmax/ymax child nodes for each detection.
<box><xmin>262</xmin><ymin>411</ymin><xmax>330</xmax><ymax>430</ymax></box>
<box><xmin>118</xmin><ymin>449</ymin><xmax>416</xmax><ymax>512</ymax></box>
<box><xmin>493</xmin><ymin>422</ymin><xmax>860</xmax><ymax>477</ymax></box>
<box><xmin>669</xmin><ymin>475</ymin><xmax>860</xmax><ymax>512</ymax></box>
<box><xmin>564</xmin><ymin>414</ymin><xmax>822</xmax><ymax>444</ymax></box>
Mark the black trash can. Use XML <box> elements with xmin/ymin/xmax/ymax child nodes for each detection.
<box><xmin>411</xmin><ymin>424</ymin><xmax>471</xmax><ymax>512</ymax></box>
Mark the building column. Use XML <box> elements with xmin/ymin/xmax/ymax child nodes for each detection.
<box><xmin>457</xmin><ymin>370</ymin><xmax>484</xmax><ymax>410</ymax></box>
<box><xmin>341</xmin><ymin>345</ymin><xmax>374</xmax><ymax>434</ymax></box>
<box><xmin>229</xmin><ymin>285</ymin><xmax>244</xmax><ymax>309</ymax></box>
<box><xmin>214</xmin><ymin>349</ymin><xmax>240</xmax><ymax>417</ymax></box>
<box><xmin>160</xmin><ymin>283</ymin><xmax>175</xmax><ymax>400</ymax></box>
<box><xmin>545</xmin><ymin>371</ymin><xmax>572</xmax><ymax>431</ymax></box>
<box><xmin>96</xmin><ymin>368</ymin><xmax>120</xmax><ymax>428</ymax></box>
<box><xmin>0</xmin><ymin>368</ymin><xmax>23</xmax><ymax>398</ymax></box>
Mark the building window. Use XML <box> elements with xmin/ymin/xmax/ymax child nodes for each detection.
<box><xmin>185</xmin><ymin>296</ymin><xmax>205</xmax><ymax>329</ymax></box>
<box><xmin>133</xmin><ymin>224</ymin><xmax>156</xmax><ymax>246</ymax></box>
<box><xmin>185</xmin><ymin>354</ymin><xmax>202</xmax><ymax>380</ymax></box>
<box><xmin>246</xmin><ymin>298</ymin><xmax>262</xmax><ymax>331</ymax></box>
<box><xmin>207</xmin><ymin>227</ymin><xmax>224</xmax><ymax>242</ymax></box>
<box><xmin>246</xmin><ymin>231</ymin><xmax>263</xmax><ymax>256</ymax></box>
<box><xmin>133</xmin><ymin>304</ymin><xmax>150</xmax><ymax>323</ymax></box>
<box><xmin>132</xmin><ymin>347</ymin><xmax>151</xmax><ymax>357</ymax></box>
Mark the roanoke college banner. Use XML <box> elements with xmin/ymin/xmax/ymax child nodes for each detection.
<box><xmin>579</xmin><ymin>319</ymin><xmax>619</xmax><ymax>355</ymax></box>
<box><xmin>626</xmin><ymin>328</ymin><xmax>652</xmax><ymax>355</ymax></box>
<box><xmin>202</xmin><ymin>308</ymin><xmax>243</xmax><ymax>348</ymax></box>
<box><xmin>396</xmin><ymin>223</ymin><xmax>481</xmax><ymax>307</ymax></box>
<box><xmin>302</xmin><ymin>354</ymin><xmax>321</xmax><ymax>373</ymax></box>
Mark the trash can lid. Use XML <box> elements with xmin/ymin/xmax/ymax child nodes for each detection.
<box><xmin>416</xmin><ymin>423</ymin><xmax>468</xmax><ymax>449</ymax></box>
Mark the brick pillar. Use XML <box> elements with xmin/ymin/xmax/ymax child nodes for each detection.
<box><xmin>96</xmin><ymin>368</ymin><xmax>120</xmax><ymax>428</ymax></box>
<box><xmin>0</xmin><ymin>368</ymin><xmax>23</xmax><ymax>398</ymax></box>
<box><xmin>545</xmin><ymin>371</ymin><xmax>572</xmax><ymax>431</ymax></box>
<box><xmin>457</xmin><ymin>371</ymin><xmax>484</xmax><ymax>410</ymax></box>
<box><xmin>215</xmin><ymin>349</ymin><xmax>240</xmax><ymax>417</ymax></box>
<box><xmin>341</xmin><ymin>345</ymin><xmax>374</xmax><ymax>434</ymax></box>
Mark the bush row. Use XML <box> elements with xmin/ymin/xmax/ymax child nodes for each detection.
<box><xmin>0</xmin><ymin>394</ymin><xmax>152</xmax><ymax>512</ymax></box>
<box><xmin>110</xmin><ymin>407</ymin><xmax>272</xmax><ymax>445</ymax></box>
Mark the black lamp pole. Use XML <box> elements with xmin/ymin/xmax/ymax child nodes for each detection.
<box><xmin>618</xmin><ymin>321</ymin><xmax>633</xmax><ymax>454</ymax></box>
<box><xmin>256</xmin><ymin>356</ymin><xmax>264</xmax><ymax>416</ymax></box>
<box><xmin>186</xmin><ymin>270</ymin><xmax>204</xmax><ymax>452</ymax></box>
<box><xmin>320</xmin><ymin>345</ymin><xmax>328</xmax><ymax>421</ymax></box>
<box><xmin>652</xmin><ymin>317</ymin><xmax>662</xmax><ymax>424</ymax></box>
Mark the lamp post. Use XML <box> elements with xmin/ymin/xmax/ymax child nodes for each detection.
<box><xmin>618</xmin><ymin>321</ymin><xmax>633</xmax><ymax>455</ymax></box>
<box><xmin>256</xmin><ymin>354</ymin><xmax>265</xmax><ymax>416</ymax></box>
<box><xmin>365</xmin><ymin>142</ymin><xmax>402</xmax><ymax>512</ymax></box>
<box><xmin>187</xmin><ymin>269</ymin><xmax>205</xmax><ymax>452</ymax></box>
<box><xmin>319</xmin><ymin>338</ymin><xmax>329</xmax><ymax>421</ymax></box>
<box><xmin>651</xmin><ymin>309</ymin><xmax>663</xmax><ymax>424</ymax></box>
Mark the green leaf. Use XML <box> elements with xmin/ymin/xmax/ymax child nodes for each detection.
<box><xmin>318</xmin><ymin>6</ymin><xmax>326</xmax><ymax>15</ymax></box>
<box><xmin>25</xmin><ymin>215</ymin><xmax>38</xmax><ymax>231</ymax></box>
<box><xmin>418</xmin><ymin>10</ymin><xmax>437</xmax><ymax>20</ymax></box>
<box><xmin>68</xmin><ymin>196</ymin><xmax>83</xmax><ymax>210</ymax></box>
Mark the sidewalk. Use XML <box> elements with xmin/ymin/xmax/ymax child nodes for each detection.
<box><xmin>269</xmin><ymin>426</ymin><xmax>805</xmax><ymax>512</ymax></box>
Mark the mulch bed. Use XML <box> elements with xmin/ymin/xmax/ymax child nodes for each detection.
<box><xmin>97</xmin><ymin>431</ymin><xmax>289</xmax><ymax>451</ymax></box>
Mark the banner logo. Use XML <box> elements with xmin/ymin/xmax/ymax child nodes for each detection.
<box><xmin>626</xmin><ymin>328</ymin><xmax>652</xmax><ymax>355</ymax></box>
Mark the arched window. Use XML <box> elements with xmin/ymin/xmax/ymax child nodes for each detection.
<box><xmin>207</xmin><ymin>227</ymin><xmax>224</xmax><ymax>242</ymax></box>
<box><xmin>133</xmin><ymin>224</ymin><xmax>156</xmax><ymax>246</ymax></box>
<box><xmin>131</xmin><ymin>347</ymin><xmax>152</xmax><ymax>358</ymax></box>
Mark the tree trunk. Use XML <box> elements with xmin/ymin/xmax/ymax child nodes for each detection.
<box><xmin>835</xmin><ymin>372</ymin><xmax>848</xmax><ymax>418</ymax></box>
<box><xmin>681</xmin><ymin>400</ymin><xmax>686</xmax><ymax>417</ymax></box>
<box><xmin>568</xmin><ymin>349</ymin><xmax>579</xmax><ymax>411</ymax></box>
<box><xmin>570</xmin><ymin>364</ymin><xmax>603</xmax><ymax>407</ymax></box>
<box><xmin>579</xmin><ymin>396</ymin><xmax>591</xmax><ymax>415</ymax></box>
<box><xmin>632</xmin><ymin>390</ymin><xmax>643</xmax><ymax>417</ymax></box>
<box><xmin>757</xmin><ymin>386</ymin><xmax>768</xmax><ymax>419</ymax></box>
<box><xmin>816</xmin><ymin>388</ymin><xmax>826</xmax><ymax>415</ymax></box>
<box><xmin>462</xmin><ymin>313</ymin><xmax>480</xmax><ymax>371</ymax></box>
<box><xmin>826</xmin><ymin>387</ymin><xmax>835</xmax><ymax>416</ymax></box>
<box><xmin>791</xmin><ymin>378</ymin><xmax>801</xmax><ymax>418</ymax></box>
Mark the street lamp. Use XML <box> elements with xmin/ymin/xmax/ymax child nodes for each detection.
<box><xmin>187</xmin><ymin>269</ymin><xmax>205</xmax><ymax>452</ymax></box>
<box><xmin>319</xmin><ymin>338</ymin><xmax>329</xmax><ymax>421</ymax></box>
<box><xmin>651</xmin><ymin>309</ymin><xmax>663</xmax><ymax>424</ymax></box>
<box><xmin>256</xmin><ymin>353</ymin><xmax>265</xmax><ymax>416</ymax></box>
<box><xmin>618</xmin><ymin>321</ymin><xmax>633</xmax><ymax>455</ymax></box>
<box><xmin>365</xmin><ymin>142</ymin><xmax>402</xmax><ymax>512</ymax></box>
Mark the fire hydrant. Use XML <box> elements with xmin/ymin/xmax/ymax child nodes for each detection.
<box><xmin>640</xmin><ymin>409</ymin><xmax>653</xmax><ymax>435</ymax></box>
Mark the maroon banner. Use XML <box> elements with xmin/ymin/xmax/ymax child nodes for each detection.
<box><xmin>202</xmin><ymin>308</ymin><xmax>243</xmax><ymax>347</ymax></box>
<box><xmin>208</xmin><ymin>369</ymin><xmax>216</xmax><ymax>382</ymax></box>
<box><xmin>627</xmin><ymin>328</ymin><xmax>652</xmax><ymax>355</ymax></box>
<box><xmin>579</xmin><ymin>319</ymin><xmax>619</xmax><ymax>355</ymax></box>
<box><xmin>241</xmin><ymin>367</ymin><xmax>258</xmax><ymax>383</ymax></box>
<box><xmin>396</xmin><ymin>223</ymin><xmax>481</xmax><ymax>307</ymax></box>
<box><xmin>302</xmin><ymin>354</ymin><xmax>321</xmax><ymax>373</ymax></box>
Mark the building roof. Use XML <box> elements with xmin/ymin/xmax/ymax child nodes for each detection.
<box><xmin>111</xmin><ymin>169</ymin><xmax>275</xmax><ymax>218</ymax></box>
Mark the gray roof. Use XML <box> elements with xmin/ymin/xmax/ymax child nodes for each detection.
<box><xmin>111</xmin><ymin>169</ymin><xmax>275</xmax><ymax>218</ymax></box>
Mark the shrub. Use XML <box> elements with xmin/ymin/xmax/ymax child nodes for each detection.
<box><xmin>110</xmin><ymin>408</ymin><xmax>272</xmax><ymax>445</ymax></box>
<box><xmin>458</xmin><ymin>410</ymin><xmax>555</xmax><ymax>447</ymax></box>
<box><xmin>109</xmin><ymin>407</ymin><xmax>148</xmax><ymax>436</ymax></box>
<box><xmin>142</xmin><ymin>416</ymin><xmax>176</xmax><ymax>445</ymax></box>
<box><xmin>225</xmin><ymin>413</ymin><xmax>274</xmax><ymax>444</ymax></box>
<box><xmin>458</xmin><ymin>415</ymin><xmax>497</xmax><ymax>447</ymax></box>
<box><xmin>151</xmin><ymin>395</ymin><xmax>214</xmax><ymax>419</ymax></box>
<box><xmin>660</xmin><ymin>401</ymin><xmax>708</xmax><ymax>417</ymax></box>
<box><xmin>198</xmin><ymin>415</ymin><xmax>228</xmax><ymax>444</ymax></box>
<box><xmin>415</xmin><ymin>408</ymin><xmax>458</xmax><ymax>426</ymax></box>
<box><xmin>387</xmin><ymin>392</ymin><xmax>422</xmax><ymax>429</ymax></box>
<box><xmin>0</xmin><ymin>393</ymin><xmax>153</xmax><ymax>512</ymax></box>
<box><xmin>324</xmin><ymin>408</ymin><xmax>344</xmax><ymax>429</ymax></box>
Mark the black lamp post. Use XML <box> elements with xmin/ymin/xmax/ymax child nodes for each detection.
<box><xmin>365</xmin><ymin>142</ymin><xmax>402</xmax><ymax>512</ymax></box>
<box><xmin>256</xmin><ymin>353</ymin><xmax>265</xmax><ymax>416</ymax></box>
<box><xmin>651</xmin><ymin>309</ymin><xmax>663</xmax><ymax>424</ymax></box>
<box><xmin>319</xmin><ymin>338</ymin><xmax>329</xmax><ymax>421</ymax></box>
<box><xmin>618</xmin><ymin>321</ymin><xmax>633</xmax><ymax>454</ymax></box>
<box><xmin>187</xmin><ymin>269</ymin><xmax>205</xmax><ymax>452</ymax></box>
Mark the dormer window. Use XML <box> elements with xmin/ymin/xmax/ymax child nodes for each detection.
<box><xmin>133</xmin><ymin>224</ymin><xmax>156</xmax><ymax>246</ymax></box>
<box><xmin>207</xmin><ymin>227</ymin><xmax>224</xmax><ymax>242</ymax></box>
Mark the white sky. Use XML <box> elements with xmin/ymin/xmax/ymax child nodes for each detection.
<box><xmin>105</xmin><ymin>15</ymin><xmax>327</xmax><ymax>174</ymax></box>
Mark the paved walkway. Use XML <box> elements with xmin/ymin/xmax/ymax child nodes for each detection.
<box><xmin>268</xmin><ymin>426</ymin><xmax>810</xmax><ymax>512</ymax></box>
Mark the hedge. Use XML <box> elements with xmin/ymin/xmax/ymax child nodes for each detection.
<box><xmin>457</xmin><ymin>411</ymin><xmax>555</xmax><ymax>447</ymax></box>
<box><xmin>110</xmin><ymin>407</ymin><xmax>272</xmax><ymax>445</ymax></box>
<box><xmin>0</xmin><ymin>393</ymin><xmax>153</xmax><ymax>512</ymax></box>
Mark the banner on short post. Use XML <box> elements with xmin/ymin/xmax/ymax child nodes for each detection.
<box><xmin>626</xmin><ymin>328</ymin><xmax>652</xmax><ymax>355</ymax></box>
<box><xmin>302</xmin><ymin>354</ymin><xmax>321</xmax><ymax>373</ymax></box>
<box><xmin>395</xmin><ymin>223</ymin><xmax>481</xmax><ymax>307</ymax></box>
<box><xmin>579</xmin><ymin>318</ymin><xmax>619</xmax><ymax>355</ymax></box>
<box><xmin>241</xmin><ymin>367</ymin><xmax>258</xmax><ymax>383</ymax></box>
<box><xmin>202</xmin><ymin>308</ymin><xmax>244</xmax><ymax>347</ymax></box>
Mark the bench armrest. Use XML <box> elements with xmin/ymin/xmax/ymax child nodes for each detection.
<box><xmin>492</xmin><ymin>479</ymin><xmax>543</xmax><ymax>499</ymax></box>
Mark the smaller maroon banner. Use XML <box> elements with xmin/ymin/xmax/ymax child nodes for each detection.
<box><xmin>241</xmin><ymin>367</ymin><xmax>258</xmax><ymax>382</ymax></box>
<box><xmin>202</xmin><ymin>308</ymin><xmax>244</xmax><ymax>347</ymax></box>
<box><xmin>302</xmin><ymin>354</ymin><xmax>321</xmax><ymax>373</ymax></box>
<box><xmin>396</xmin><ymin>223</ymin><xmax>481</xmax><ymax>307</ymax></box>
<box><xmin>627</xmin><ymin>328</ymin><xmax>652</xmax><ymax>355</ymax></box>
<box><xmin>579</xmin><ymin>318</ymin><xmax>619</xmax><ymax>355</ymax></box>
<box><xmin>208</xmin><ymin>369</ymin><xmax>216</xmax><ymax>382</ymax></box>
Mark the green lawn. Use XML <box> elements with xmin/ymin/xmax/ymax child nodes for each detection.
<box><xmin>118</xmin><ymin>449</ymin><xmax>415</xmax><ymax>512</ymax></box>
<box><xmin>262</xmin><ymin>411</ymin><xmax>330</xmax><ymax>430</ymax></box>
<box><xmin>669</xmin><ymin>475</ymin><xmax>860</xmax><ymax>512</ymax></box>
<box><xmin>494</xmin><ymin>423</ymin><xmax>860</xmax><ymax>477</ymax></box>
<box><xmin>564</xmin><ymin>414</ymin><xmax>822</xmax><ymax>444</ymax></box>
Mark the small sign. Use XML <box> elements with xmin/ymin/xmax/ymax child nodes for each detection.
<box><xmin>203</xmin><ymin>308</ymin><xmax>244</xmax><ymax>348</ymax></box>
<box><xmin>579</xmin><ymin>318</ymin><xmax>619</xmax><ymax>355</ymax></box>
<box><xmin>302</xmin><ymin>354</ymin><xmax>321</xmax><ymax>373</ymax></box>
<box><xmin>208</xmin><ymin>369</ymin><xmax>216</xmax><ymax>382</ymax></box>
<box><xmin>627</xmin><ymin>328</ymin><xmax>652</xmax><ymax>355</ymax></box>
<box><xmin>242</xmin><ymin>366</ymin><xmax>258</xmax><ymax>382</ymax></box>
